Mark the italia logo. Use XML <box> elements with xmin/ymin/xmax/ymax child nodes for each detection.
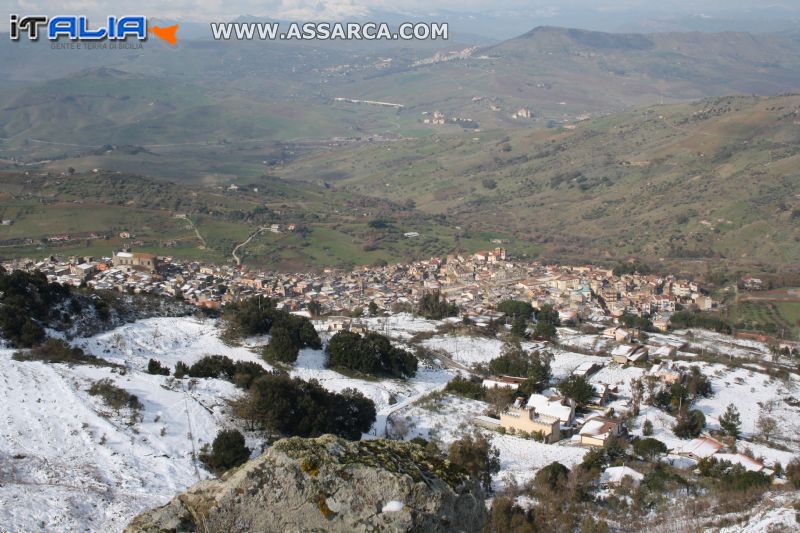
<box><xmin>9</xmin><ymin>15</ymin><xmax>178</xmax><ymax>45</ymax></box>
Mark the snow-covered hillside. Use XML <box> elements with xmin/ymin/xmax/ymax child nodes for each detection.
<box><xmin>1</xmin><ymin>316</ymin><xmax>797</xmax><ymax>531</ymax></box>
<box><xmin>0</xmin><ymin>316</ymin><xmax>455</xmax><ymax>531</ymax></box>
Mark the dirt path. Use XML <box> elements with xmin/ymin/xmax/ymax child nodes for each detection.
<box><xmin>232</xmin><ymin>226</ymin><xmax>268</xmax><ymax>265</ymax></box>
<box><xmin>183</xmin><ymin>216</ymin><xmax>208</xmax><ymax>250</ymax></box>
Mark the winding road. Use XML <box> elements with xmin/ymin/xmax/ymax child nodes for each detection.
<box><xmin>231</xmin><ymin>226</ymin><xmax>268</xmax><ymax>265</ymax></box>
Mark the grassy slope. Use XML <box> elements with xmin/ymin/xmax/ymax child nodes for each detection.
<box><xmin>276</xmin><ymin>94</ymin><xmax>800</xmax><ymax>270</ymax></box>
<box><xmin>0</xmin><ymin>170</ymin><xmax>508</xmax><ymax>271</ymax></box>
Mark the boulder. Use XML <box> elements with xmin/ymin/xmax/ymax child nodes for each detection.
<box><xmin>126</xmin><ymin>434</ymin><xmax>486</xmax><ymax>532</ymax></box>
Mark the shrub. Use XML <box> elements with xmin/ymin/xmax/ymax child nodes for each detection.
<box><xmin>642</xmin><ymin>419</ymin><xmax>654</xmax><ymax>436</ymax></box>
<box><xmin>698</xmin><ymin>458</ymin><xmax>771</xmax><ymax>492</ymax></box>
<box><xmin>785</xmin><ymin>458</ymin><xmax>800</xmax><ymax>488</ymax></box>
<box><xmin>444</xmin><ymin>377</ymin><xmax>485</xmax><ymax>400</ymax></box>
<box><xmin>174</xmin><ymin>361</ymin><xmax>189</xmax><ymax>378</ymax></box>
<box><xmin>200</xmin><ymin>429</ymin><xmax>250</xmax><ymax>474</ymax></box>
<box><xmin>232</xmin><ymin>373</ymin><xmax>375</xmax><ymax>440</ymax></box>
<box><xmin>232</xmin><ymin>361</ymin><xmax>267</xmax><ymax>389</ymax></box>
<box><xmin>534</xmin><ymin>461</ymin><xmax>570</xmax><ymax>491</ymax></box>
<box><xmin>487</xmin><ymin>496</ymin><xmax>537</xmax><ymax>532</ymax></box>
<box><xmin>447</xmin><ymin>432</ymin><xmax>500</xmax><ymax>491</ymax></box>
<box><xmin>88</xmin><ymin>378</ymin><xmax>143</xmax><ymax>412</ymax></box>
<box><xmin>417</xmin><ymin>291</ymin><xmax>458</xmax><ymax>319</ymax></box>
<box><xmin>188</xmin><ymin>355</ymin><xmax>266</xmax><ymax>388</ymax></box>
<box><xmin>147</xmin><ymin>358</ymin><xmax>170</xmax><ymax>375</ymax></box>
<box><xmin>633</xmin><ymin>437</ymin><xmax>667</xmax><ymax>460</ymax></box>
<box><xmin>326</xmin><ymin>330</ymin><xmax>417</xmax><ymax>378</ymax></box>
<box><xmin>189</xmin><ymin>355</ymin><xmax>236</xmax><ymax>379</ymax></box>
<box><xmin>13</xmin><ymin>338</ymin><xmax>113</xmax><ymax>367</ymax></box>
<box><xmin>557</xmin><ymin>374</ymin><xmax>594</xmax><ymax>406</ymax></box>
<box><xmin>642</xmin><ymin>463</ymin><xmax>687</xmax><ymax>493</ymax></box>
<box><xmin>262</xmin><ymin>326</ymin><xmax>300</xmax><ymax>365</ymax></box>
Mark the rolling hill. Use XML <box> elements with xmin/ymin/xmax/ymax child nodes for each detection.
<box><xmin>4</xmin><ymin>27</ymin><xmax>800</xmax><ymax>178</ymax></box>
<box><xmin>2</xmin><ymin>27</ymin><xmax>800</xmax><ymax>273</ymax></box>
<box><xmin>275</xmin><ymin>93</ymin><xmax>800</xmax><ymax>272</ymax></box>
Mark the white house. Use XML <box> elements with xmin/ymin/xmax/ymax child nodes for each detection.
<box><xmin>527</xmin><ymin>393</ymin><xmax>576</xmax><ymax>426</ymax></box>
<box><xmin>600</xmin><ymin>466</ymin><xmax>644</xmax><ymax>487</ymax></box>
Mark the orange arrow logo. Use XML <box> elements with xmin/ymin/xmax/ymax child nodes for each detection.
<box><xmin>149</xmin><ymin>24</ymin><xmax>178</xmax><ymax>45</ymax></box>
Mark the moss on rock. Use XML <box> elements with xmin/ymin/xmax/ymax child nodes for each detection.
<box><xmin>273</xmin><ymin>434</ymin><xmax>470</xmax><ymax>490</ymax></box>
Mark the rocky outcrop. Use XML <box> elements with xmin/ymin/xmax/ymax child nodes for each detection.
<box><xmin>126</xmin><ymin>435</ymin><xmax>487</xmax><ymax>533</ymax></box>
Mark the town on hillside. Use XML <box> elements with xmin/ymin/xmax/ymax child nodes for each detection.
<box><xmin>3</xmin><ymin>247</ymin><xmax>716</xmax><ymax>325</ymax></box>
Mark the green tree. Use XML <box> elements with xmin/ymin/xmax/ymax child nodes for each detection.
<box><xmin>719</xmin><ymin>403</ymin><xmax>742</xmax><ymax>439</ymax></box>
<box><xmin>496</xmin><ymin>300</ymin><xmax>534</xmax><ymax>319</ymax></box>
<box><xmin>581</xmin><ymin>447</ymin><xmax>607</xmax><ymax>472</ymax></box>
<box><xmin>533</xmin><ymin>304</ymin><xmax>561</xmax><ymax>342</ymax></box>
<box><xmin>673</xmin><ymin>408</ymin><xmax>705</xmax><ymax>439</ymax></box>
<box><xmin>200</xmin><ymin>429</ymin><xmax>251</xmax><ymax>474</ymax></box>
<box><xmin>633</xmin><ymin>437</ymin><xmax>667</xmax><ymax>461</ymax></box>
<box><xmin>533</xmin><ymin>461</ymin><xmax>569</xmax><ymax>491</ymax></box>
<box><xmin>510</xmin><ymin>315</ymin><xmax>528</xmax><ymax>338</ymax></box>
<box><xmin>488</xmin><ymin>344</ymin><xmax>530</xmax><ymax>377</ymax></box>
<box><xmin>262</xmin><ymin>326</ymin><xmax>300</xmax><ymax>364</ymax></box>
<box><xmin>147</xmin><ymin>358</ymin><xmax>170</xmax><ymax>376</ymax></box>
<box><xmin>233</xmin><ymin>373</ymin><xmax>375</xmax><ymax>440</ymax></box>
<box><xmin>326</xmin><ymin>330</ymin><xmax>417</xmax><ymax>378</ymax></box>
<box><xmin>533</xmin><ymin>320</ymin><xmax>557</xmax><ymax>341</ymax></box>
<box><xmin>174</xmin><ymin>361</ymin><xmax>189</xmax><ymax>378</ymax></box>
<box><xmin>444</xmin><ymin>377</ymin><xmax>485</xmax><ymax>400</ymax></box>
<box><xmin>417</xmin><ymin>291</ymin><xmax>458</xmax><ymax>319</ymax></box>
<box><xmin>557</xmin><ymin>375</ymin><xmax>594</xmax><ymax>406</ymax></box>
<box><xmin>306</xmin><ymin>300</ymin><xmax>322</xmax><ymax>318</ymax></box>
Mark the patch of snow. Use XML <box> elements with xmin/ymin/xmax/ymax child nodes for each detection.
<box><xmin>381</xmin><ymin>500</ymin><xmax>405</xmax><ymax>513</ymax></box>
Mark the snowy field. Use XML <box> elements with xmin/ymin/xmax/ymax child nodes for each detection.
<box><xmin>0</xmin><ymin>340</ymin><xmax>240</xmax><ymax>531</ymax></box>
<box><xmin>421</xmin><ymin>334</ymin><xmax>545</xmax><ymax>367</ymax></box>
<box><xmin>0</xmin><ymin>316</ymin><xmax>455</xmax><ymax>531</ymax></box>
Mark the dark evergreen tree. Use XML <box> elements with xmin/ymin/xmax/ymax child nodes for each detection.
<box><xmin>633</xmin><ymin>437</ymin><xmax>667</xmax><ymax>460</ymax></box>
<box><xmin>147</xmin><ymin>358</ymin><xmax>170</xmax><ymax>375</ymax></box>
<box><xmin>326</xmin><ymin>330</ymin><xmax>417</xmax><ymax>378</ymax></box>
<box><xmin>417</xmin><ymin>291</ymin><xmax>458</xmax><ymax>319</ymax></box>
<box><xmin>200</xmin><ymin>429</ymin><xmax>251</xmax><ymax>474</ymax></box>
<box><xmin>719</xmin><ymin>403</ymin><xmax>742</xmax><ymax>439</ymax></box>
<box><xmin>556</xmin><ymin>375</ymin><xmax>594</xmax><ymax>406</ymax></box>
<box><xmin>262</xmin><ymin>326</ymin><xmax>300</xmax><ymax>364</ymax></box>
<box><xmin>233</xmin><ymin>373</ymin><xmax>376</xmax><ymax>440</ymax></box>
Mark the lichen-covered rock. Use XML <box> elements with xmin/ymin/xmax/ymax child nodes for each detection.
<box><xmin>126</xmin><ymin>434</ymin><xmax>487</xmax><ymax>533</ymax></box>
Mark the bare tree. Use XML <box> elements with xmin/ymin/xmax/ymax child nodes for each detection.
<box><xmin>757</xmin><ymin>410</ymin><xmax>778</xmax><ymax>442</ymax></box>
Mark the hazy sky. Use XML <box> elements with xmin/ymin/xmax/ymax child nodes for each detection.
<box><xmin>6</xmin><ymin>1</ymin><xmax>800</xmax><ymax>37</ymax></box>
<box><xmin>7</xmin><ymin>1</ymin><xmax>798</xmax><ymax>21</ymax></box>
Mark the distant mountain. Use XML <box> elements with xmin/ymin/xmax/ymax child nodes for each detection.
<box><xmin>5</xmin><ymin>26</ymin><xmax>800</xmax><ymax>193</ymax></box>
